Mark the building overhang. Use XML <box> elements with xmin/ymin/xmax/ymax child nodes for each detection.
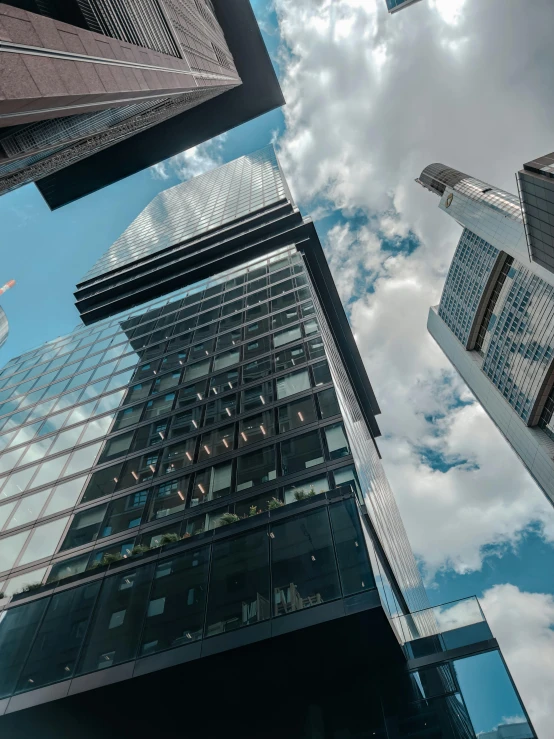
<box><xmin>35</xmin><ymin>0</ymin><xmax>285</xmax><ymax>210</ymax></box>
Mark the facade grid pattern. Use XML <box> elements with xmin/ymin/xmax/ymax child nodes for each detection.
<box><xmin>438</xmin><ymin>229</ymin><xmax>499</xmax><ymax>347</ymax></box>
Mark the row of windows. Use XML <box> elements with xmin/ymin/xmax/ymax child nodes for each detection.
<box><xmin>0</xmin><ymin>421</ymin><xmax>352</xmax><ymax>576</ymax></box>
<box><xmin>0</xmin><ymin>354</ymin><xmax>332</xmax><ymax>506</ymax></box>
<box><xmin>2</xmin><ymin>464</ymin><xmax>360</xmax><ymax>595</ymax></box>
<box><xmin>0</xmin><ymin>386</ymin><xmax>341</xmax><ymax>540</ymax></box>
<box><xmin>0</xmin><ymin>499</ymin><xmax>374</xmax><ymax>699</ymax></box>
<box><xmin>0</xmin><ymin>280</ymin><xmax>311</xmax><ymax>402</ymax></box>
<box><xmin>3</xmin><ymin>245</ymin><xmax>299</xmax><ymax>380</ymax></box>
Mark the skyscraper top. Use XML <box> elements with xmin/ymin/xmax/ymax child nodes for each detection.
<box><xmin>83</xmin><ymin>146</ymin><xmax>289</xmax><ymax>282</ymax></box>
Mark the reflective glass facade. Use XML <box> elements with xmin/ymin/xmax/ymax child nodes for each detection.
<box><xmin>420</xmin><ymin>162</ymin><xmax>554</xmax><ymax>506</ymax></box>
<box><xmin>386</xmin><ymin>0</ymin><xmax>423</xmax><ymax>12</ymax></box>
<box><xmin>518</xmin><ymin>152</ymin><xmax>554</xmax><ymax>275</ymax></box>
<box><xmin>0</xmin><ymin>150</ymin><xmax>535</xmax><ymax>737</ymax></box>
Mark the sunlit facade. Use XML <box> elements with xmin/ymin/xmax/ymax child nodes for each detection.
<box><xmin>0</xmin><ymin>149</ymin><xmax>535</xmax><ymax>738</ymax></box>
<box><xmin>419</xmin><ymin>163</ymin><xmax>554</xmax><ymax>506</ymax></box>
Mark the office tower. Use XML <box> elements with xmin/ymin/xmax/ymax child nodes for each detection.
<box><xmin>517</xmin><ymin>152</ymin><xmax>554</xmax><ymax>276</ymax></box>
<box><xmin>0</xmin><ymin>1</ymin><xmax>283</xmax><ymax>207</ymax></box>
<box><xmin>386</xmin><ymin>0</ymin><xmax>423</xmax><ymax>13</ymax></box>
<box><xmin>0</xmin><ymin>280</ymin><xmax>16</xmax><ymax>352</ymax></box>
<box><xmin>0</xmin><ymin>148</ymin><xmax>534</xmax><ymax>738</ymax></box>
<box><xmin>418</xmin><ymin>163</ymin><xmax>554</xmax><ymax>506</ymax></box>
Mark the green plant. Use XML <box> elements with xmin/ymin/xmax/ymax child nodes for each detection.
<box><xmin>0</xmin><ymin>592</ymin><xmax>5</xmax><ymax>599</ymax></box>
<box><xmin>160</xmin><ymin>532</ymin><xmax>180</xmax><ymax>546</ymax></box>
<box><xmin>293</xmin><ymin>489</ymin><xmax>307</xmax><ymax>501</ymax></box>
<box><xmin>218</xmin><ymin>512</ymin><xmax>241</xmax><ymax>526</ymax></box>
<box><xmin>21</xmin><ymin>582</ymin><xmax>43</xmax><ymax>592</ymax></box>
<box><xmin>100</xmin><ymin>553</ymin><xmax>123</xmax><ymax>566</ymax></box>
<box><xmin>267</xmin><ymin>497</ymin><xmax>284</xmax><ymax>510</ymax></box>
<box><xmin>307</xmin><ymin>486</ymin><xmax>317</xmax><ymax>497</ymax></box>
<box><xmin>249</xmin><ymin>505</ymin><xmax>261</xmax><ymax>517</ymax></box>
<box><xmin>130</xmin><ymin>544</ymin><xmax>150</xmax><ymax>557</ymax></box>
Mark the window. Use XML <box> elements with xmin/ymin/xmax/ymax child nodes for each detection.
<box><xmin>241</xmin><ymin>382</ymin><xmax>273</xmax><ymax>413</ymax></box>
<box><xmin>333</xmin><ymin>465</ymin><xmax>362</xmax><ymax>500</ymax></box>
<box><xmin>125</xmin><ymin>383</ymin><xmax>151</xmax><ymax>405</ymax></box>
<box><xmin>275</xmin><ymin>344</ymin><xmax>306</xmax><ymax>373</ymax></box>
<box><xmin>162</xmin><ymin>438</ymin><xmax>197</xmax><ymax>474</ymax></box>
<box><xmin>284</xmin><ymin>474</ymin><xmax>329</xmax><ymax>504</ymax></box>
<box><xmin>236</xmin><ymin>447</ymin><xmax>276</xmax><ymax>491</ymax></box>
<box><xmin>177</xmin><ymin>381</ymin><xmax>207</xmax><ymax>407</ymax></box>
<box><xmin>191</xmin><ymin>462</ymin><xmax>232</xmax><ymax>506</ymax></box>
<box><xmin>271</xmin><ymin>307</ymin><xmax>298</xmax><ymax>330</ymax></box>
<box><xmin>216</xmin><ymin>329</ymin><xmax>242</xmax><ymax>351</ymax></box>
<box><xmin>205</xmin><ymin>531</ymin><xmax>270</xmax><ymax>636</ymax></box>
<box><xmin>76</xmin><ymin>565</ymin><xmax>155</xmax><ymax>675</ymax></box>
<box><xmin>238</xmin><ymin>411</ymin><xmax>274</xmax><ymax>447</ymax></box>
<box><xmin>243</xmin><ymin>336</ymin><xmax>271</xmax><ymax>361</ymax></box>
<box><xmin>244</xmin><ymin>318</ymin><xmax>269</xmax><ymax>339</ymax></box>
<box><xmin>213</xmin><ymin>349</ymin><xmax>240</xmax><ymax>371</ymax></box>
<box><xmin>82</xmin><ymin>463</ymin><xmax>123</xmax><ymax>503</ymax></box>
<box><xmin>140</xmin><ymin>548</ymin><xmax>210</xmax><ymax>655</ymax></box>
<box><xmin>278</xmin><ymin>396</ymin><xmax>316</xmax><ymax>433</ymax></box>
<box><xmin>0</xmin><ymin>529</ymin><xmax>29</xmax><ymax>572</ymax></box>
<box><xmin>243</xmin><ymin>358</ymin><xmax>272</xmax><ymax>384</ymax></box>
<box><xmin>112</xmin><ymin>405</ymin><xmax>144</xmax><ymax>432</ymax></box>
<box><xmin>184</xmin><ymin>359</ymin><xmax>211</xmax><ymax>381</ymax></box>
<box><xmin>160</xmin><ymin>351</ymin><xmax>187</xmax><ymax>372</ymax></box>
<box><xmin>329</xmin><ymin>498</ymin><xmax>374</xmax><ymax>596</ymax></box>
<box><xmin>117</xmin><ymin>453</ymin><xmax>158</xmax><ymax>489</ymax></box>
<box><xmin>101</xmin><ymin>491</ymin><xmax>147</xmax><ymax>538</ymax></box>
<box><xmin>16</xmin><ymin>581</ymin><xmax>101</xmax><ymax>692</ymax></box>
<box><xmin>323</xmin><ymin>423</ymin><xmax>350</xmax><ymax>460</ymax></box>
<box><xmin>99</xmin><ymin>432</ymin><xmax>134</xmax><ymax>463</ymax></box>
<box><xmin>276</xmin><ymin>369</ymin><xmax>310</xmax><ymax>400</ymax></box>
<box><xmin>170</xmin><ymin>407</ymin><xmax>202</xmax><ymax>437</ymax></box>
<box><xmin>149</xmin><ymin>477</ymin><xmax>190</xmax><ymax>521</ymax></box>
<box><xmin>61</xmin><ymin>505</ymin><xmax>107</xmax><ymax>551</ymax></box>
<box><xmin>152</xmin><ymin>372</ymin><xmax>181</xmax><ymax>394</ymax></box>
<box><xmin>132</xmin><ymin>421</ymin><xmax>169</xmax><ymax>452</ymax></box>
<box><xmin>189</xmin><ymin>340</ymin><xmax>215</xmax><ymax>363</ymax></box>
<box><xmin>209</xmin><ymin>369</ymin><xmax>239</xmax><ymax>396</ymax></box>
<box><xmin>317</xmin><ymin>388</ymin><xmax>340</xmax><ymax>419</ymax></box>
<box><xmin>0</xmin><ymin>598</ymin><xmax>49</xmax><ymax>698</ymax></box>
<box><xmin>204</xmin><ymin>396</ymin><xmax>238</xmax><ymax>426</ymax></box>
<box><xmin>6</xmin><ymin>489</ymin><xmax>50</xmax><ymax>530</ymax></box>
<box><xmin>303</xmin><ymin>318</ymin><xmax>319</xmax><ymax>336</ymax></box>
<box><xmin>312</xmin><ymin>360</ymin><xmax>332</xmax><ymax>386</ymax></box>
<box><xmin>271</xmin><ymin>509</ymin><xmax>340</xmax><ymax>616</ymax></box>
<box><xmin>281</xmin><ymin>430</ymin><xmax>324</xmax><ymax>476</ymax></box>
<box><xmin>273</xmin><ymin>325</ymin><xmax>302</xmax><ymax>348</ymax></box>
<box><xmin>199</xmin><ymin>424</ymin><xmax>234</xmax><ymax>461</ymax></box>
<box><xmin>307</xmin><ymin>337</ymin><xmax>325</xmax><ymax>359</ymax></box>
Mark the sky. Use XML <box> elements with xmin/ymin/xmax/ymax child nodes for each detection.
<box><xmin>0</xmin><ymin>0</ymin><xmax>553</xmax><ymax>734</ymax></box>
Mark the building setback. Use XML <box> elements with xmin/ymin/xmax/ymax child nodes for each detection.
<box><xmin>0</xmin><ymin>148</ymin><xmax>535</xmax><ymax>738</ymax></box>
<box><xmin>418</xmin><ymin>162</ymin><xmax>554</xmax><ymax>506</ymax></box>
<box><xmin>0</xmin><ymin>0</ymin><xmax>284</xmax><ymax>207</ymax></box>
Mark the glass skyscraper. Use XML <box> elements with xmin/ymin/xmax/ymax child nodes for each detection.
<box><xmin>418</xmin><ymin>162</ymin><xmax>554</xmax><ymax>506</ymax></box>
<box><xmin>385</xmin><ymin>0</ymin><xmax>423</xmax><ymax>14</ymax></box>
<box><xmin>0</xmin><ymin>148</ymin><xmax>534</xmax><ymax>738</ymax></box>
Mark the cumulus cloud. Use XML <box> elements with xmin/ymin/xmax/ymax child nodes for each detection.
<box><xmin>150</xmin><ymin>135</ymin><xmax>227</xmax><ymax>181</ymax></box>
<box><xmin>273</xmin><ymin>0</ymin><xmax>554</xmax><ymax>578</ymax></box>
<box><xmin>480</xmin><ymin>584</ymin><xmax>554</xmax><ymax>738</ymax></box>
<box><xmin>271</xmin><ymin>0</ymin><xmax>554</xmax><ymax>726</ymax></box>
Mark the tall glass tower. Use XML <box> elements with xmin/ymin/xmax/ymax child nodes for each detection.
<box><xmin>0</xmin><ymin>148</ymin><xmax>535</xmax><ymax>738</ymax></box>
<box><xmin>417</xmin><ymin>163</ymin><xmax>554</xmax><ymax>506</ymax></box>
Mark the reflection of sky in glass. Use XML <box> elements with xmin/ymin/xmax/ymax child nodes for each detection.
<box><xmin>454</xmin><ymin>651</ymin><xmax>532</xmax><ymax>735</ymax></box>
<box><xmin>82</xmin><ymin>145</ymin><xmax>287</xmax><ymax>282</ymax></box>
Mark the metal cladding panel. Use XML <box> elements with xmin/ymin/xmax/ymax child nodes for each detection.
<box><xmin>35</xmin><ymin>0</ymin><xmax>285</xmax><ymax>209</ymax></box>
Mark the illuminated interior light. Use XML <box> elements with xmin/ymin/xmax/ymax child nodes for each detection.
<box><xmin>311</xmin><ymin>555</ymin><xmax>316</xmax><ymax>561</ymax></box>
<box><xmin>113</xmin><ymin>477</ymin><xmax>118</xmax><ymax>483</ymax></box>
<box><xmin>228</xmin><ymin>381</ymin><xmax>233</xmax><ymax>388</ymax></box>
<box><xmin>153</xmin><ymin>371</ymin><xmax>157</xmax><ymax>375</ymax></box>
<box><xmin>259</xmin><ymin>395</ymin><xmax>265</xmax><ymax>405</ymax></box>
<box><xmin>361</xmin><ymin>581</ymin><xmax>365</xmax><ymax>588</ymax></box>
<box><xmin>205</xmin><ymin>351</ymin><xmax>209</xmax><ymax>356</ymax></box>
<box><xmin>192</xmin><ymin>420</ymin><xmax>198</xmax><ymax>428</ymax></box>
<box><xmin>64</xmin><ymin>666</ymin><xmax>71</xmax><ymax>672</ymax></box>
<box><xmin>186</xmin><ymin>633</ymin><xmax>192</xmax><ymax>639</ymax></box>
<box><xmin>131</xmin><ymin>471</ymin><xmax>139</xmax><ymax>481</ymax></box>
<box><xmin>298</xmin><ymin>412</ymin><xmax>304</xmax><ymax>422</ymax></box>
<box><xmin>158</xmin><ymin>432</ymin><xmax>165</xmax><ymax>440</ymax></box>
<box><xmin>225</xmin><ymin>407</ymin><xmax>231</xmax><ymax>416</ymax></box>
<box><xmin>198</xmin><ymin>484</ymin><xmax>206</xmax><ymax>494</ymax></box>
<box><xmin>260</xmin><ymin>425</ymin><xmax>266</xmax><ymax>435</ymax></box>
<box><xmin>241</xmin><ymin>432</ymin><xmax>247</xmax><ymax>442</ymax></box>
<box><xmin>149</xmin><ymin>465</ymin><xmax>156</xmax><ymax>473</ymax></box>
<box><xmin>213</xmin><ymin>388</ymin><xmax>218</xmax><ymax>395</ymax></box>
<box><xmin>197</xmin><ymin>393</ymin><xmax>202</xmax><ymax>400</ymax></box>
<box><xmin>222</xmin><ymin>438</ymin><xmax>229</xmax><ymax>448</ymax></box>
<box><xmin>185</xmin><ymin>452</ymin><xmax>192</xmax><ymax>461</ymax></box>
<box><xmin>269</xmin><ymin>532</ymin><xmax>275</xmax><ymax>539</ymax></box>
<box><xmin>203</xmin><ymin>445</ymin><xmax>211</xmax><ymax>455</ymax></box>
<box><xmin>177</xmin><ymin>490</ymin><xmax>185</xmax><ymax>501</ymax></box>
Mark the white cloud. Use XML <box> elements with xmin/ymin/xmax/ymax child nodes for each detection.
<box><xmin>273</xmin><ymin>0</ymin><xmax>554</xmax><ymax>578</ymax></box>
<box><xmin>150</xmin><ymin>135</ymin><xmax>227</xmax><ymax>182</ymax></box>
<box><xmin>272</xmin><ymin>0</ymin><xmax>554</xmax><ymax>728</ymax></box>
<box><xmin>480</xmin><ymin>584</ymin><xmax>554</xmax><ymax>738</ymax></box>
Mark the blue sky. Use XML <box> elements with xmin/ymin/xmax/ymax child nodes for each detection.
<box><xmin>0</xmin><ymin>0</ymin><xmax>553</xmax><ymax>731</ymax></box>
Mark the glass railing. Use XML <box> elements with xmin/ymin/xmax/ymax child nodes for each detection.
<box><xmin>391</xmin><ymin>596</ymin><xmax>492</xmax><ymax>656</ymax></box>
